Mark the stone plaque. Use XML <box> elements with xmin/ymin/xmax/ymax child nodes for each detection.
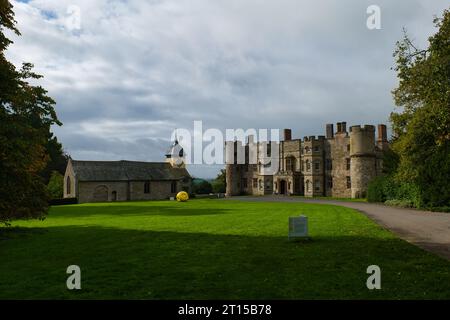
<box><xmin>289</xmin><ymin>215</ymin><xmax>308</xmax><ymax>240</ymax></box>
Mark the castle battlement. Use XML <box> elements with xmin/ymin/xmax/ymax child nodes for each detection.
<box><xmin>302</xmin><ymin>135</ymin><xmax>325</xmax><ymax>142</ymax></box>
<box><xmin>349</xmin><ymin>125</ymin><xmax>375</xmax><ymax>133</ymax></box>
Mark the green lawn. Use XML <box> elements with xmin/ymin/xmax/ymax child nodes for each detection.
<box><xmin>0</xmin><ymin>199</ymin><xmax>449</xmax><ymax>299</ymax></box>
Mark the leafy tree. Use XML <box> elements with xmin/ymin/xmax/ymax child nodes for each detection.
<box><xmin>0</xmin><ymin>1</ymin><xmax>60</xmax><ymax>224</ymax></box>
<box><xmin>40</xmin><ymin>132</ymin><xmax>68</xmax><ymax>184</ymax></box>
<box><xmin>47</xmin><ymin>171</ymin><xmax>64</xmax><ymax>199</ymax></box>
<box><xmin>390</xmin><ymin>8</ymin><xmax>450</xmax><ymax>207</ymax></box>
<box><xmin>192</xmin><ymin>179</ymin><xmax>213</xmax><ymax>194</ymax></box>
<box><xmin>211</xmin><ymin>169</ymin><xmax>226</xmax><ymax>193</ymax></box>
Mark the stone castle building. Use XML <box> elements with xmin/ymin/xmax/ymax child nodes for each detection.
<box><xmin>63</xmin><ymin>139</ymin><xmax>191</xmax><ymax>203</ymax></box>
<box><xmin>225</xmin><ymin>122</ymin><xmax>389</xmax><ymax>198</ymax></box>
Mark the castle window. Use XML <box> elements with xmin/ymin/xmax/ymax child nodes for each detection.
<box><xmin>346</xmin><ymin>176</ymin><xmax>351</xmax><ymax>189</ymax></box>
<box><xmin>347</xmin><ymin>144</ymin><xmax>350</xmax><ymax>152</ymax></box>
<box><xmin>171</xmin><ymin>181</ymin><xmax>177</xmax><ymax>193</ymax></box>
<box><xmin>315</xmin><ymin>180</ymin><xmax>320</xmax><ymax>191</ymax></box>
<box><xmin>144</xmin><ymin>181</ymin><xmax>150</xmax><ymax>194</ymax></box>
<box><xmin>306</xmin><ymin>160</ymin><xmax>311</xmax><ymax>171</ymax></box>
<box><xmin>306</xmin><ymin>180</ymin><xmax>311</xmax><ymax>192</ymax></box>
<box><xmin>314</xmin><ymin>161</ymin><xmax>320</xmax><ymax>171</ymax></box>
<box><xmin>346</xmin><ymin>158</ymin><xmax>351</xmax><ymax>170</ymax></box>
<box><xmin>253</xmin><ymin>178</ymin><xmax>258</xmax><ymax>188</ymax></box>
<box><xmin>66</xmin><ymin>176</ymin><xmax>71</xmax><ymax>194</ymax></box>
<box><xmin>286</xmin><ymin>156</ymin><xmax>296</xmax><ymax>172</ymax></box>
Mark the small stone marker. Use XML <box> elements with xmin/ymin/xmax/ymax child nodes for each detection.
<box><xmin>170</xmin><ymin>197</ymin><xmax>175</xmax><ymax>201</ymax></box>
<box><xmin>288</xmin><ymin>215</ymin><xmax>309</xmax><ymax>240</ymax></box>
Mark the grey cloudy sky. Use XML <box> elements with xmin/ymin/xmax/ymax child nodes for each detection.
<box><xmin>5</xmin><ymin>0</ymin><xmax>449</xmax><ymax>178</ymax></box>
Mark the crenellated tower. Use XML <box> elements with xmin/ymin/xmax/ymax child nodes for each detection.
<box><xmin>349</xmin><ymin>125</ymin><xmax>376</xmax><ymax>198</ymax></box>
<box><xmin>225</xmin><ymin>141</ymin><xmax>240</xmax><ymax>196</ymax></box>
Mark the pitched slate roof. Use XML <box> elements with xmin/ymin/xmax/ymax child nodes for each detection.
<box><xmin>71</xmin><ymin>160</ymin><xmax>191</xmax><ymax>182</ymax></box>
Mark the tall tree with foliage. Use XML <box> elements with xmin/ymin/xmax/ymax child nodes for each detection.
<box><xmin>47</xmin><ymin>171</ymin><xmax>64</xmax><ymax>199</ymax></box>
<box><xmin>0</xmin><ymin>0</ymin><xmax>61</xmax><ymax>224</ymax></box>
<box><xmin>40</xmin><ymin>132</ymin><xmax>68</xmax><ymax>184</ymax></box>
<box><xmin>390</xmin><ymin>8</ymin><xmax>450</xmax><ymax>207</ymax></box>
<box><xmin>212</xmin><ymin>169</ymin><xmax>226</xmax><ymax>193</ymax></box>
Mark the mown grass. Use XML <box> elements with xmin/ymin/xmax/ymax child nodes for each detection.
<box><xmin>0</xmin><ymin>199</ymin><xmax>449</xmax><ymax>299</ymax></box>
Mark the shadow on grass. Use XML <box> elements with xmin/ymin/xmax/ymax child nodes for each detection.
<box><xmin>1</xmin><ymin>225</ymin><xmax>449</xmax><ymax>300</ymax></box>
<box><xmin>49</xmin><ymin>205</ymin><xmax>232</xmax><ymax>218</ymax></box>
<box><xmin>0</xmin><ymin>226</ymin><xmax>48</xmax><ymax>240</ymax></box>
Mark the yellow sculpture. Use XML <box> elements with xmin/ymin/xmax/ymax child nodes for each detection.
<box><xmin>176</xmin><ymin>191</ymin><xmax>189</xmax><ymax>202</ymax></box>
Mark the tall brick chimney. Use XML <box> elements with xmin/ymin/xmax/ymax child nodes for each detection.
<box><xmin>341</xmin><ymin>122</ymin><xmax>347</xmax><ymax>133</ymax></box>
<box><xmin>377</xmin><ymin>124</ymin><xmax>387</xmax><ymax>142</ymax></box>
<box><xmin>326</xmin><ymin>123</ymin><xmax>334</xmax><ymax>139</ymax></box>
<box><xmin>337</xmin><ymin>122</ymin><xmax>342</xmax><ymax>133</ymax></box>
<box><xmin>377</xmin><ymin>124</ymin><xmax>388</xmax><ymax>151</ymax></box>
<box><xmin>283</xmin><ymin>129</ymin><xmax>292</xmax><ymax>141</ymax></box>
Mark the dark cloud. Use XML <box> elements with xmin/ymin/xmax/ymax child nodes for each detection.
<box><xmin>6</xmin><ymin>0</ymin><xmax>449</xmax><ymax>178</ymax></box>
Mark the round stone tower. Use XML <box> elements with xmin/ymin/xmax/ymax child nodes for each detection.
<box><xmin>225</xmin><ymin>141</ymin><xmax>240</xmax><ymax>197</ymax></box>
<box><xmin>225</xmin><ymin>164</ymin><xmax>239</xmax><ymax>197</ymax></box>
<box><xmin>349</xmin><ymin>125</ymin><xmax>376</xmax><ymax>198</ymax></box>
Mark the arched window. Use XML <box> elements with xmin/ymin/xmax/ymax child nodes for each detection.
<box><xmin>171</xmin><ymin>181</ymin><xmax>177</xmax><ymax>193</ymax></box>
<box><xmin>144</xmin><ymin>181</ymin><xmax>150</xmax><ymax>194</ymax></box>
<box><xmin>66</xmin><ymin>176</ymin><xmax>71</xmax><ymax>194</ymax></box>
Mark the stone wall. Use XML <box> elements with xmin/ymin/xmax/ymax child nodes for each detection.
<box><xmin>302</xmin><ymin>136</ymin><xmax>325</xmax><ymax>197</ymax></box>
<box><xmin>326</xmin><ymin>132</ymin><xmax>351</xmax><ymax>198</ymax></box>
<box><xmin>78</xmin><ymin>181</ymin><xmax>129</xmax><ymax>203</ymax></box>
<box><xmin>77</xmin><ymin>180</ymin><xmax>189</xmax><ymax>203</ymax></box>
<box><xmin>63</xmin><ymin>160</ymin><xmax>77</xmax><ymax>198</ymax></box>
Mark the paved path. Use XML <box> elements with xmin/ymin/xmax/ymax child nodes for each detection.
<box><xmin>223</xmin><ymin>196</ymin><xmax>450</xmax><ymax>260</ymax></box>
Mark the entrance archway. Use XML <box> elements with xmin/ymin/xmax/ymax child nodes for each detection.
<box><xmin>93</xmin><ymin>185</ymin><xmax>108</xmax><ymax>202</ymax></box>
<box><xmin>280</xmin><ymin>180</ymin><xmax>287</xmax><ymax>195</ymax></box>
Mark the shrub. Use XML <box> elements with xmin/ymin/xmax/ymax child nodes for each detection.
<box><xmin>396</xmin><ymin>182</ymin><xmax>422</xmax><ymax>208</ymax></box>
<box><xmin>367</xmin><ymin>175</ymin><xmax>423</xmax><ymax>208</ymax></box>
<box><xmin>384</xmin><ymin>199</ymin><xmax>415</xmax><ymax>208</ymax></box>
<box><xmin>192</xmin><ymin>180</ymin><xmax>213</xmax><ymax>194</ymax></box>
<box><xmin>367</xmin><ymin>176</ymin><xmax>387</xmax><ymax>203</ymax></box>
